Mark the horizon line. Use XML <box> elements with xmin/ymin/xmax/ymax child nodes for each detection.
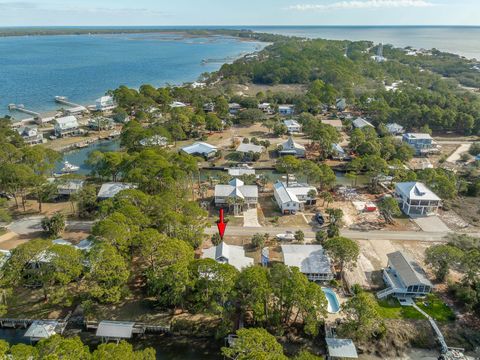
<box><xmin>2</xmin><ymin>24</ymin><xmax>480</xmax><ymax>28</ymax></box>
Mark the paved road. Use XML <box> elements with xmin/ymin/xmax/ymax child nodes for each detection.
<box><xmin>204</xmin><ymin>225</ymin><xmax>465</xmax><ymax>242</ymax></box>
<box><xmin>7</xmin><ymin>216</ymin><xmax>94</xmax><ymax>236</ymax></box>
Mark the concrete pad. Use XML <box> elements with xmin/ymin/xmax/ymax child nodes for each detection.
<box><xmin>446</xmin><ymin>143</ymin><xmax>471</xmax><ymax>163</ymax></box>
<box><xmin>413</xmin><ymin>216</ymin><xmax>450</xmax><ymax>233</ymax></box>
<box><xmin>243</xmin><ymin>208</ymin><xmax>260</xmax><ymax>227</ymax></box>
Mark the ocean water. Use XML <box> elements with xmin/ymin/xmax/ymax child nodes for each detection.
<box><xmin>250</xmin><ymin>26</ymin><xmax>480</xmax><ymax>60</ymax></box>
<box><xmin>0</xmin><ymin>33</ymin><xmax>263</xmax><ymax>117</ymax></box>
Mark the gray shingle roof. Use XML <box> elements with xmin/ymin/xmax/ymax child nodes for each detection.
<box><xmin>387</xmin><ymin>251</ymin><xmax>432</xmax><ymax>287</ymax></box>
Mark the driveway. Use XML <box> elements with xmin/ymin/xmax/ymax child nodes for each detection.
<box><xmin>243</xmin><ymin>208</ymin><xmax>261</xmax><ymax>227</ymax></box>
<box><xmin>446</xmin><ymin>143</ymin><xmax>472</xmax><ymax>163</ymax></box>
<box><xmin>6</xmin><ymin>216</ymin><xmax>95</xmax><ymax>236</ymax></box>
<box><xmin>413</xmin><ymin>216</ymin><xmax>450</xmax><ymax>233</ymax></box>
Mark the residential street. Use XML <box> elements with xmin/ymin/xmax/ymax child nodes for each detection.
<box><xmin>204</xmin><ymin>225</ymin><xmax>478</xmax><ymax>242</ymax></box>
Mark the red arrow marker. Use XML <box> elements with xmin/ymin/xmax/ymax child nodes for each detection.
<box><xmin>217</xmin><ymin>208</ymin><xmax>227</xmax><ymax>239</ymax></box>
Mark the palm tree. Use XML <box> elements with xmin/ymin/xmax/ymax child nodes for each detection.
<box><xmin>227</xmin><ymin>196</ymin><xmax>246</xmax><ymax>216</ymax></box>
<box><xmin>321</xmin><ymin>191</ymin><xmax>334</xmax><ymax>207</ymax></box>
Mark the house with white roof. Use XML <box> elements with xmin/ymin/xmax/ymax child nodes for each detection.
<box><xmin>278</xmin><ymin>137</ymin><xmax>306</xmax><ymax>158</ymax></box>
<box><xmin>215</xmin><ymin>178</ymin><xmax>258</xmax><ymax>215</ymax></box>
<box><xmin>17</xmin><ymin>126</ymin><xmax>43</xmax><ymax>145</ymax></box>
<box><xmin>402</xmin><ymin>133</ymin><xmax>434</xmax><ymax>155</ymax></box>
<box><xmin>181</xmin><ymin>142</ymin><xmax>218</xmax><ymax>159</ymax></box>
<box><xmin>202</xmin><ymin>242</ymin><xmax>253</xmax><ymax>271</ymax></box>
<box><xmin>273</xmin><ymin>181</ymin><xmax>317</xmax><ymax>214</ymax></box>
<box><xmin>95</xmin><ymin>96</ymin><xmax>116</xmax><ymax>111</ymax></box>
<box><xmin>54</xmin><ymin>116</ymin><xmax>80</xmax><ymax>137</ymax></box>
<box><xmin>278</xmin><ymin>105</ymin><xmax>295</xmax><ymax>116</ymax></box>
<box><xmin>48</xmin><ymin>178</ymin><xmax>85</xmax><ymax>196</ymax></box>
<box><xmin>97</xmin><ymin>182</ymin><xmax>136</xmax><ymax>200</ymax></box>
<box><xmin>258</xmin><ymin>102</ymin><xmax>274</xmax><ymax>115</ymax></box>
<box><xmin>281</xmin><ymin>245</ymin><xmax>333</xmax><ymax>281</ymax></box>
<box><xmin>284</xmin><ymin>119</ymin><xmax>302</xmax><ymax>133</ymax></box>
<box><xmin>395</xmin><ymin>182</ymin><xmax>441</xmax><ymax>217</ymax></box>
<box><xmin>236</xmin><ymin>143</ymin><xmax>265</xmax><ymax>155</ymax></box>
<box><xmin>352</xmin><ymin>117</ymin><xmax>374</xmax><ymax>129</ymax></box>
<box><xmin>377</xmin><ymin>251</ymin><xmax>432</xmax><ymax>300</ymax></box>
<box><xmin>386</xmin><ymin>123</ymin><xmax>405</xmax><ymax>135</ymax></box>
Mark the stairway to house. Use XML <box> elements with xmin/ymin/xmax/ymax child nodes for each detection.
<box><xmin>376</xmin><ymin>287</ymin><xmax>396</xmax><ymax>299</ymax></box>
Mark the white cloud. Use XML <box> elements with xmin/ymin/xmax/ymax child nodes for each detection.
<box><xmin>288</xmin><ymin>0</ymin><xmax>436</xmax><ymax>11</ymax></box>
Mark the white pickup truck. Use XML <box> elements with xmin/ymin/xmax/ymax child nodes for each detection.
<box><xmin>275</xmin><ymin>231</ymin><xmax>295</xmax><ymax>241</ymax></box>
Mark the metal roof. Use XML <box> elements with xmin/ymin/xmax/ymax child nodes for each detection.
<box><xmin>326</xmin><ymin>338</ymin><xmax>358</xmax><ymax>358</ymax></box>
<box><xmin>280</xmin><ymin>137</ymin><xmax>305</xmax><ymax>151</ymax></box>
<box><xmin>181</xmin><ymin>142</ymin><xmax>217</xmax><ymax>155</ymax></box>
<box><xmin>202</xmin><ymin>242</ymin><xmax>253</xmax><ymax>270</ymax></box>
<box><xmin>387</xmin><ymin>251</ymin><xmax>432</xmax><ymax>288</ymax></box>
<box><xmin>403</xmin><ymin>133</ymin><xmax>432</xmax><ymax>140</ymax></box>
<box><xmin>97</xmin><ymin>182</ymin><xmax>136</xmax><ymax>199</ymax></box>
<box><xmin>55</xmin><ymin>116</ymin><xmax>79</xmax><ymax>129</ymax></box>
<box><xmin>236</xmin><ymin>143</ymin><xmax>264</xmax><ymax>153</ymax></box>
<box><xmin>24</xmin><ymin>321</ymin><xmax>59</xmax><ymax>339</ymax></box>
<box><xmin>215</xmin><ymin>180</ymin><xmax>258</xmax><ymax>199</ymax></box>
<box><xmin>353</xmin><ymin>117</ymin><xmax>374</xmax><ymax>129</ymax></box>
<box><xmin>96</xmin><ymin>321</ymin><xmax>135</xmax><ymax>339</ymax></box>
<box><xmin>281</xmin><ymin>245</ymin><xmax>332</xmax><ymax>275</ymax></box>
<box><xmin>395</xmin><ymin>182</ymin><xmax>440</xmax><ymax>201</ymax></box>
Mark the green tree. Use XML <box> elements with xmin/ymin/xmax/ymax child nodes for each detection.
<box><xmin>378</xmin><ymin>196</ymin><xmax>401</xmax><ymax>224</ymax></box>
<box><xmin>72</xmin><ymin>184</ymin><xmax>98</xmax><ymax>219</ymax></box>
<box><xmin>222</xmin><ymin>328</ymin><xmax>287</xmax><ymax>360</ymax></box>
<box><xmin>41</xmin><ymin>212</ymin><xmax>66</xmax><ymax>238</ymax></box>
<box><xmin>86</xmin><ymin>243</ymin><xmax>130</xmax><ymax>304</ymax></box>
<box><xmin>36</xmin><ymin>335</ymin><xmax>91</xmax><ymax>359</ymax></box>
<box><xmin>92</xmin><ymin>340</ymin><xmax>156</xmax><ymax>360</ymax></box>
<box><xmin>338</xmin><ymin>289</ymin><xmax>385</xmax><ymax>341</ymax></box>
<box><xmin>294</xmin><ymin>230</ymin><xmax>305</xmax><ymax>243</ymax></box>
<box><xmin>425</xmin><ymin>244</ymin><xmax>464</xmax><ymax>282</ymax></box>
<box><xmin>323</xmin><ymin>236</ymin><xmax>359</xmax><ymax>280</ymax></box>
<box><xmin>293</xmin><ymin>350</ymin><xmax>324</xmax><ymax>360</ymax></box>
<box><xmin>252</xmin><ymin>233</ymin><xmax>266</xmax><ymax>249</ymax></box>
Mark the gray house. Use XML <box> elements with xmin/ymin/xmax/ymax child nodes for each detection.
<box><xmin>402</xmin><ymin>133</ymin><xmax>434</xmax><ymax>155</ymax></box>
<box><xmin>377</xmin><ymin>251</ymin><xmax>432</xmax><ymax>300</ymax></box>
<box><xmin>395</xmin><ymin>182</ymin><xmax>441</xmax><ymax>217</ymax></box>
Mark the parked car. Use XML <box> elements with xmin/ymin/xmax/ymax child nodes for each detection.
<box><xmin>276</xmin><ymin>231</ymin><xmax>295</xmax><ymax>241</ymax></box>
<box><xmin>315</xmin><ymin>212</ymin><xmax>325</xmax><ymax>225</ymax></box>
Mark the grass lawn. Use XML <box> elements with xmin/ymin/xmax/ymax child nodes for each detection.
<box><xmin>377</xmin><ymin>294</ymin><xmax>455</xmax><ymax>322</ymax></box>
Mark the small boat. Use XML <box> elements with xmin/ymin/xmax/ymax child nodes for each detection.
<box><xmin>60</xmin><ymin>161</ymin><xmax>80</xmax><ymax>174</ymax></box>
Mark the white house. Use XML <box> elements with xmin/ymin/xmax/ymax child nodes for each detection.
<box><xmin>386</xmin><ymin>123</ymin><xmax>405</xmax><ymax>135</ymax></box>
<box><xmin>377</xmin><ymin>251</ymin><xmax>432</xmax><ymax>300</ymax></box>
<box><xmin>331</xmin><ymin>143</ymin><xmax>347</xmax><ymax>160</ymax></box>
<box><xmin>352</xmin><ymin>117</ymin><xmax>374</xmax><ymax>129</ymax></box>
<box><xmin>273</xmin><ymin>181</ymin><xmax>317</xmax><ymax>214</ymax></box>
<box><xmin>203</xmin><ymin>102</ymin><xmax>215</xmax><ymax>113</ymax></box>
<box><xmin>181</xmin><ymin>142</ymin><xmax>218</xmax><ymax>159</ymax></box>
<box><xmin>284</xmin><ymin>119</ymin><xmax>302</xmax><ymax>133</ymax></box>
<box><xmin>48</xmin><ymin>178</ymin><xmax>85</xmax><ymax>196</ymax></box>
<box><xmin>95</xmin><ymin>96</ymin><xmax>116</xmax><ymax>111</ymax></box>
<box><xmin>236</xmin><ymin>143</ymin><xmax>264</xmax><ymax>154</ymax></box>
<box><xmin>215</xmin><ymin>178</ymin><xmax>258</xmax><ymax>215</ymax></box>
<box><xmin>395</xmin><ymin>182</ymin><xmax>441</xmax><ymax>217</ymax></box>
<box><xmin>96</xmin><ymin>321</ymin><xmax>135</xmax><ymax>343</ymax></box>
<box><xmin>97</xmin><ymin>182</ymin><xmax>136</xmax><ymax>200</ymax></box>
<box><xmin>17</xmin><ymin>126</ymin><xmax>43</xmax><ymax>145</ymax></box>
<box><xmin>281</xmin><ymin>245</ymin><xmax>334</xmax><ymax>281</ymax></box>
<box><xmin>278</xmin><ymin>137</ymin><xmax>306</xmax><ymax>158</ymax></box>
<box><xmin>278</xmin><ymin>105</ymin><xmax>295</xmax><ymax>116</ymax></box>
<box><xmin>202</xmin><ymin>242</ymin><xmax>253</xmax><ymax>271</ymax></box>
<box><xmin>54</xmin><ymin>116</ymin><xmax>80</xmax><ymax>137</ymax></box>
<box><xmin>258</xmin><ymin>102</ymin><xmax>274</xmax><ymax>115</ymax></box>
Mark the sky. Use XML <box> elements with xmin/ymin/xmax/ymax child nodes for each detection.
<box><xmin>0</xmin><ymin>0</ymin><xmax>479</xmax><ymax>27</ymax></box>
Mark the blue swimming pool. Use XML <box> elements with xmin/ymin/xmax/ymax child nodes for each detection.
<box><xmin>322</xmin><ymin>287</ymin><xmax>341</xmax><ymax>313</ymax></box>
